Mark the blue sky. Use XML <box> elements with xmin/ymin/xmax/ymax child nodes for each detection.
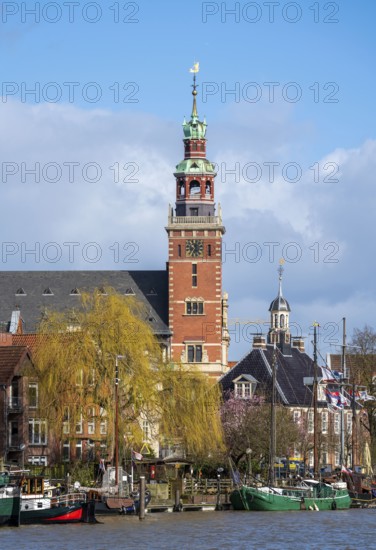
<box><xmin>1</xmin><ymin>0</ymin><xmax>376</xmax><ymax>362</ymax></box>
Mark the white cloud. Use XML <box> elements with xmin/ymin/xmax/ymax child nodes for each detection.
<box><xmin>0</xmin><ymin>99</ymin><xmax>374</xmax><ymax>360</ymax></box>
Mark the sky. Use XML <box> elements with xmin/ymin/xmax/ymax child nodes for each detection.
<box><xmin>1</xmin><ymin>0</ymin><xmax>376</xmax><ymax>362</ymax></box>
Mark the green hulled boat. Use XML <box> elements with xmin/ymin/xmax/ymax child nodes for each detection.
<box><xmin>230</xmin><ymin>479</ymin><xmax>351</xmax><ymax>511</ymax></box>
<box><xmin>0</xmin><ymin>473</ymin><xmax>21</xmax><ymax>527</ymax></box>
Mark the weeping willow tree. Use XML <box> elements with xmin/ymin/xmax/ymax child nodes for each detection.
<box><xmin>32</xmin><ymin>289</ymin><xmax>224</xmax><ymax>464</ymax></box>
<box><xmin>158</xmin><ymin>365</ymin><xmax>225</xmax><ymax>461</ymax></box>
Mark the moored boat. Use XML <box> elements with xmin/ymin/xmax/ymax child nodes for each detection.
<box><xmin>0</xmin><ymin>473</ymin><xmax>21</xmax><ymax>527</ymax></box>
<box><xmin>19</xmin><ymin>475</ymin><xmax>96</xmax><ymax>524</ymax></box>
<box><xmin>230</xmin><ymin>479</ymin><xmax>351</xmax><ymax>511</ymax></box>
<box><xmin>87</xmin><ymin>487</ymin><xmax>151</xmax><ymax>515</ymax></box>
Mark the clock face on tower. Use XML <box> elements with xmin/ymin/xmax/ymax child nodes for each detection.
<box><xmin>186</xmin><ymin>239</ymin><xmax>204</xmax><ymax>257</ymax></box>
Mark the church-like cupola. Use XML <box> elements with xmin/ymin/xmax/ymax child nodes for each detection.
<box><xmin>173</xmin><ymin>67</ymin><xmax>217</xmax><ymax>217</ymax></box>
<box><xmin>268</xmin><ymin>261</ymin><xmax>292</xmax><ymax>354</ymax></box>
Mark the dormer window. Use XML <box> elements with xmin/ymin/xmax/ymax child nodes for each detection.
<box><xmin>43</xmin><ymin>287</ymin><xmax>54</xmax><ymax>296</ymax></box>
<box><xmin>125</xmin><ymin>288</ymin><xmax>135</xmax><ymax>296</ymax></box>
<box><xmin>233</xmin><ymin>374</ymin><xmax>258</xmax><ymax>399</ymax></box>
<box><xmin>70</xmin><ymin>288</ymin><xmax>80</xmax><ymax>296</ymax></box>
<box><xmin>15</xmin><ymin>288</ymin><xmax>26</xmax><ymax>296</ymax></box>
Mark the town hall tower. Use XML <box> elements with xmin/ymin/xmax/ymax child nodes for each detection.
<box><xmin>166</xmin><ymin>71</ymin><xmax>229</xmax><ymax>377</ymax></box>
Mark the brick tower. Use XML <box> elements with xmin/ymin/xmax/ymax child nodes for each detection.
<box><xmin>166</xmin><ymin>68</ymin><xmax>229</xmax><ymax>377</ymax></box>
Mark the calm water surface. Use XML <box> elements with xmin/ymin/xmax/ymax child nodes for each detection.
<box><xmin>1</xmin><ymin>509</ymin><xmax>375</xmax><ymax>550</ymax></box>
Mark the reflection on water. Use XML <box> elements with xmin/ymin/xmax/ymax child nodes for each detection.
<box><xmin>1</xmin><ymin>509</ymin><xmax>374</xmax><ymax>550</ymax></box>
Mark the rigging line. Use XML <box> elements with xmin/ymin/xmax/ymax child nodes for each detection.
<box><xmin>273</xmin><ymin>347</ymin><xmax>301</xmax><ymax>405</ymax></box>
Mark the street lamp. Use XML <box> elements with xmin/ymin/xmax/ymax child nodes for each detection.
<box><xmin>114</xmin><ymin>355</ymin><xmax>126</xmax><ymax>487</ymax></box>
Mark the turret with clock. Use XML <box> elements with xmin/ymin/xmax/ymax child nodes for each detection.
<box><xmin>165</xmin><ymin>63</ymin><xmax>229</xmax><ymax>377</ymax></box>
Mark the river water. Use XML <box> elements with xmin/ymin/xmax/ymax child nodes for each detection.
<box><xmin>1</xmin><ymin>509</ymin><xmax>374</xmax><ymax>550</ymax></box>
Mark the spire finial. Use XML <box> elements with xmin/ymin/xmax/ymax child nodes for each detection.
<box><xmin>189</xmin><ymin>61</ymin><xmax>200</xmax><ymax>119</ymax></box>
<box><xmin>278</xmin><ymin>258</ymin><xmax>285</xmax><ymax>297</ymax></box>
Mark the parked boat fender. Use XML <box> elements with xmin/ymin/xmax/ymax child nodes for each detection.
<box><xmin>313</xmin><ymin>503</ymin><xmax>319</xmax><ymax>511</ymax></box>
<box><xmin>331</xmin><ymin>500</ymin><xmax>337</xmax><ymax>510</ymax></box>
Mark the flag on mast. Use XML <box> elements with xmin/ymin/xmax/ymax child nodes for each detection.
<box><xmin>190</xmin><ymin>62</ymin><xmax>199</xmax><ymax>73</ymax></box>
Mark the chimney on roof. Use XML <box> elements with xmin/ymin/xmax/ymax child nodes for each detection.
<box><xmin>253</xmin><ymin>335</ymin><xmax>266</xmax><ymax>350</ymax></box>
<box><xmin>292</xmin><ymin>338</ymin><xmax>305</xmax><ymax>352</ymax></box>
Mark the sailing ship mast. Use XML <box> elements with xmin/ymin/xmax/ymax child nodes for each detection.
<box><xmin>340</xmin><ymin>317</ymin><xmax>346</xmax><ymax>467</ymax></box>
<box><xmin>313</xmin><ymin>323</ymin><xmax>319</xmax><ymax>476</ymax></box>
<box><xmin>268</xmin><ymin>344</ymin><xmax>277</xmax><ymax>485</ymax></box>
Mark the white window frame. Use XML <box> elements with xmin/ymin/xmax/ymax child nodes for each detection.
<box><xmin>308</xmin><ymin>411</ymin><xmax>314</xmax><ymax>434</ymax></box>
<box><xmin>346</xmin><ymin>413</ymin><xmax>352</xmax><ymax>435</ymax></box>
<box><xmin>334</xmin><ymin>413</ymin><xmax>340</xmax><ymax>435</ymax></box>
<box><xmin>28</xmin><ymin>455</ymin><xmax>47</xmax><ymax>466</ymax></box>
<box><xmin>87</xmin><ymin>407</ymin><xmax>95</xmax><ymax>435</ymax></box>
<box><xmin>29</xmin><ymin>419</ymin><xmax>47</xmax><ymax>445</ymax></box>
<box><xmin>76</xmin><ymin>412</ymin><xmax>83</xmax><ymax>435</ymax></box>
<box><xmin>293</xmin><ymin>410</ymin><xmax>301</xmax><ymax>424</ymax></box>
<box><xmin>321</xmin><ymin>411</ymin><xmax>328</xmax><ymax>435</ymax></box>
<box><xmin>321</xmin><ymin>448</ymin><xmax>328</xmax><ymax>467</ymax></box>
<box><xmin>63</xmin><ymin>407</ymin><xmax>70</xmax><ymax>435</ymax></box>
<box><xmin>234</xmin><ymin>382</ymin><xmax>252</xmax><ymax>399</ymax></box>
<box><xmin>334</xmin><ymin>450</ymin><xmax>340</xmax><ymax>466</ymax></box>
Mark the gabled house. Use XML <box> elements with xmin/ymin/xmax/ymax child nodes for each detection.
<box><xmin>220</xmin><ymin>266</ymin><xmax>355</xmax><ymax>471</ymax></box>
<box><xmin>0</xmin><ymin>346</ymin><xmax>46</xmax><ymax>467</ymax></box>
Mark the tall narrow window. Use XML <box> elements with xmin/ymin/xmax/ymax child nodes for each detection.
<box><xmin>346</xmin><ymin>413</ymin><xmax>352</xmax><ymax>435</ymax></box>
<box><xmin>322</xmin><ymin>411</ymin><xmax>328</xmax><ymax>434</ymax></box>
<box><xmin>88</xmin><ymin>407</ymin><xmax>95</xmax><ymax>435</ymax></box>
<box><xmin>308</xmin><ymin>411</ymin><xmax>314</xmax><ymax>433</ymax></box>
<box><xmin>28</xmin><ymin>383</ymin><xmax>38</xmax><ymax>408</ymax></box>
<box><xmin>207</xmin><ymin>244</ymin><xmax>212</xmax><ymax>257</ymax></box>
<box><xmin>334</xmin><ymin>413</ymin><xmax>340</xmax><ymax>435</ymax></box>
<box><xmin>76</xmin><ymin>440</ymin><xmax>82</xmax><ymax>460</ymax></box>
<box><xmin>63</xmin><ymin>440</ymin><xmax>70</xmax><ymax>462</ymax></box>
<box><xmin>192</xmin><ymin>264</ymin><xmax>197</xmax><ymax>287</ymax></box>
<box><xmin>143</xmin><ymin>420</ymin><xmax>150</xmax><ymax>442</ymax></box>
<box><xmin>178</xmin><ymin>244</ymin><xmax>181</xmax><ymax>257</ymax></box>
<box><xmin>76</xmin><ymin>412</ymin><xmax>83</xmax><ymax>434</ymax></box>
<box><xmin>63</xmin><ymin>407</ymin><xmax>70</xmax><ymax>435</ymax></box>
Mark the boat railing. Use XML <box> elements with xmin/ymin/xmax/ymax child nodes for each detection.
<box><xmin>55</xmin><ymin>491</ymin><xmax>87</xmax><ymax>507</ymax></box>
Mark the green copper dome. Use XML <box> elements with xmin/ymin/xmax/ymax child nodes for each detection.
<box><xmin>182</xmin><ymin>116</ymin><xmax>207</xmax><ymax>140</ymax></box>
<box><xmin>174</xmin><ymin>158</ymin><xmax>216</xmax><ymax>175</ymax></box>
<box><xmin>182</xmin><ymin>85</ymin><xmax>207</xmax><ymax>140</ymax></box>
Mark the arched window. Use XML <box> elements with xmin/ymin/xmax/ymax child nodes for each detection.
<box><xmin>280</xmin><ymin>314</ymin><xmax>285</xmax><ymax>328</ymax></box>
<box><xmin>189</xmin><ymin>180</ymin><xmax>200</xmax><ymax>196</ymax></box>
<box><xmin>179</xmin><ymin>181</ymin><xmax>185</xmax><ymax>197</ymax></box>
<box><xmin>274</xmin><ymin>313</ymin><xmax>278</xmax><ymax>328</ymax></box>
<box><xmin>205</xmin><ymin>181</ymin><xmax>211</xmax><ymax>195</ymax></box>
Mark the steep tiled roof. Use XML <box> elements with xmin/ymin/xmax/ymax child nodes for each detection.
<box><xmin>220</xmin><ymin>345</ymin><xmax>315</xmax><ymax>406</ymax></box>
<box><xmin>0</xmin><ymin>271</ymin><xmax>170</xmax><ymax>337</ymax></box>
<box><xmin>0</xmin><ymin>346</ymin><xmax>31</xmax><ymax>385</ymax></box>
